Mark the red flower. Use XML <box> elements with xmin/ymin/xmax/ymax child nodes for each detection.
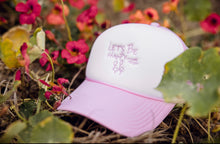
<box><xmin>15</xmin><ymin>0</ymin><xmax>41</xmax><ymax>24</ymax></box>
<box><xmin>46</xmin><ymin>4</ymin><xmax>69</xmax><ymax>25</ymax></box>
<box><xmin>39</xmin><ymin>78</ymin><xmax>69</xmax><ymax>99</ymax></box>
<box><xmin>69</xmin><ymin>0</ymin><xmax>85</xmax><ymax>9</ymax></box>
<box><xmin>61</xmin><ymin>39</ymin><xmax>89</xmax><ymax>64</ymax></box>
<box><xmin>200</xmin><ymin>13</ymin><xmax>220</xmax><ymax>34</ymax></box>
<box><xmin>39</xmin><ymin>49</ymin><xmax>59</xmax><ymax>71</ymax></box>
<box><xmin>122</xmin><ymin>2</ymin><xmax>135</xmax><ymax>13</ymax></box>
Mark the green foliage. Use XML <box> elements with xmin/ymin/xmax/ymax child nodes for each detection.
<box><xmin>19</xmin><ymin>100</ymin><xmax>37</xmax><ymax>119</ymax></box>
<box><xmin>30</xmin><ymin>116</ymin><xmax>73</xmax><ymax>143</ymax></box>
<box><xmin>0</xmin><ymin>120</ymin><xmax>26</xmax><ymax>143</ymax></box>
<box><xmin>184</xmin><ymin>0</ymin><xmax>211</xmax><ymax>21</ymax></box>
<box><xmin>0</xmin><ymin>110</ymin><xmax>74</xmax><ymax>143</ymax></box>
<box><xmin>157</xmin><ymin>47</ymin><xmax>220</xmax><ymax>117</ymax></box>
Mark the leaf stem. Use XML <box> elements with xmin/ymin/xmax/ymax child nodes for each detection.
<box><xmin>44</xmin><ymin>52</ymin><xmax>55</xmax><ymax>83</ymax></box>
<box><xmin>172</xmin><ymin>104</ymin><xmax>188</xmax><ymax>143</ymax></box>
<box><xmin>60</xmin><ymin>0</ymin><xmax>72</xmax><ymax>41</ymax></box>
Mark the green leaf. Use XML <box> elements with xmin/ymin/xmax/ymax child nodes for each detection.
<box><xmin>17</xmin><ymin>124</ymin><xmax>33</xmax><ymax>143</ymax></box>
<box><xmin>30</xmin><ymin>116</ymin><xmax>74</xmax><ymax>143</ymax></box>
<box><xmin>18</xmin><ymin>110</ymin><xmax>53</xmax><ymax>143</ymax></box>
<box><xmin>157</xmin><ymin>47</ymin><xmax>220</xmax><ymax>117</ymax></box>
<box><xmin>113</xmin><ymin>0</ymin><xmax>124</xmax><ymax>12</ymax></box>
<box><xmin>19</xmin><ymin>100</ymin><xmax>37</xmax><ymax>119</ymax></box>
<box><xmin>0</xmin><ymin>120</ymin><xmax>26</xmax><ymax>143</ymax></box>
<box><xmin>29</xmin><ymin>110</ymin><xmax>53</xmax><ymax>126</ymax></box>
<box><xmin>38</xmin><ymin>88</ymin><xmax>46</xmax><ymax>101</ymax></box>
<box><xmin>184</xmin><ymin>0</ymin><xmax>211</xmax><ymax>21</ymax></box>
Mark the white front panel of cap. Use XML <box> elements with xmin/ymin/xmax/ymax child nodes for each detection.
<box><xmin>86</xmin><ymin>23</ymin><xmax>185</xmax><ymax>99</ymax></box>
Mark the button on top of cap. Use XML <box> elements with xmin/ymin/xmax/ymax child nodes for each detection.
<box><xmin>150</xmin><ymin>22</ymin><xmax>160</xmax><ymax>27</ymax></box>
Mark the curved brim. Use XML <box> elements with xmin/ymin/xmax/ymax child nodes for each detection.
<box><xmin>58</xmin><ymin>79</ymin><xmax>175</xmax><ymax>137</ymax></box>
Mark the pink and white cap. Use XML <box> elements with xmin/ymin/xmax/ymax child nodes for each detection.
<box><xmin>58</xmin><ymin>23</ymin><xmax>187</xmax><ymax>137</ymax></box>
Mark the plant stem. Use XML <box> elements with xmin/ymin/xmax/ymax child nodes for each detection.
<box><xmin>44</xmin><ymin>52</ymin><xmax>55</xmax><ymax>83</ymax></box>
<box><xmin>36</xmin><ymin>98</ymin><xmax>41</xmax><ymax>114</ymax></box>
<box><xmin>208</xmin><ymin>112</ymin><xmax>211</xmax><ymax>143</ymax></box>
<box><xmin>60</xmin><ymin>0</ymin><xmax>72</xmax><ymax>41</ymax></box>
<box><xmin>45</xmin><ymin>100</ymin><xmax>54</xmax><ymax>110</ymax></box>
<box><xmin>172</xmin><ymin>104</ymin><xmax>188</xmax><ymax>143</ymax></box>
<box><xmin>10</xmin><ymin>101</ymin><xmax>27</xmax><ymax>122</ymax></box>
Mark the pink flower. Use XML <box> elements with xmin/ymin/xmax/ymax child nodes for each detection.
<box><xmin>200</xmin><ymin>13</ymin><xmax>220</xmax><ymax>34</ymax></box>
<box><xmin>15</xmin><ymin>69</ymin><xmax>21</xmax><ymax>81</ymax></box>
<box><xmin>46</xmin><ymin>4</ymin><xmax>69</xmax><ymax>25</ymax></box>
<box><xmin>0</xmin><ymin>17</ymin><xmax>7</xmax><ymax>25</ymax></box>
<box><xmin>39</xmin><ymin>49</ymin><xmax>59</xmax><ymax>71</ymax></box>
<box><xmin>61</xmin><ymin>39</ymin><xmax>89</xmax><ymax>64</ymax></box>
<box><xmin>19</xmin><ymin>43</ymin><xmax>30</xmax><ymax>73</ymax></box>
<box><xmin>15</xmin><ymin>0</ymin><xmax>41</xmax><ymax>24</ymax></box>
<box><xmin>77</xmin><ymin>5</ymin><xmax>98</xmax><ymax>23</ymax></box>
<box><xmin>45</xmin><ymin>30</ymin><xmax>58</xmax><ymax>44</ymax></box>
<box><xmin>86</xmin><ymin>0</ymin><xmax>99</xmax><ymax>6</ymax></box>
<box><xmin>76</xmin><ymin>5</ymin><xmax>98</xmax><ymax>31</ymax></box>
<box><xmin>122</xmin><ymin>2</ymin><xmax>135</xmax><ymax>13</ymax></box>
<box><xmin>45</xmin><ymin>91</ymin><xmax>53</xmax><ymax>99</ymax></box>
<box><xmin>69</xmin><ymin>0</ymin><xmax>85</xmax><ymax>9</ymax></box>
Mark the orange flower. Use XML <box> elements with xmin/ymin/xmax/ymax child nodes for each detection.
<box><xmin>129</xmin><ymin>10</ymin><xmax>149</xmax><ymax>24</ymax></box>
<box><xmin>144</xmin><ymin>8</ymin><xmax>159</xmax><ymax>21</ymax></box>
<box><xmin>163</xmin><ymin>19</ymin><xmax>170</xmax><ymax>28</ymax></box>
<box><xmin>46</xmin><ymin>4</ymin><xmax>69</xmax><ymax>25</ymax></box>
<box><xmin>162</xmin><ymin>0</ymin><xmax>179</xmax><ymax>14</ymax></box>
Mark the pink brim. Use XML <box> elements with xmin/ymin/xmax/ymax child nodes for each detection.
<box><xmin>58</xmin><ymin>79</ymin><xmax>175</xmax><ymax>137</ymax></box>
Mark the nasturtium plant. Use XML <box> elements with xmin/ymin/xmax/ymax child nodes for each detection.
<box><xmin>0</xmin><ymin>110</ymin><xmax>74</xmax><ymax>143</ymax></box>
<box><xmin>184</xmin><ymin>0</ymin><xmax>211</xmax><ymax>21</ymax></box>
<box><xmin>157</xmin><ymin>47</ymin><xmax>220</xmax><ymax>117</ymax></box>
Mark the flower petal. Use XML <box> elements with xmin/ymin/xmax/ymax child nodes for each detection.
<box><xmin>39</xmin><ymin>79</ymin><xmax>51</xmax><ymax>87</ymax></box>
<box><xmin>20</xmin><ymin>43</ymin><xmax>30</xmax><ymax>73</ymax></box>
<box><xmin>45</xmin><ymin>91</ymin><xmax>53</xmax><ymax>99</ymax></box>
<box><xmin>15</xmin><ymin>69</ymin><xmax>21</xmax><ymax>81</ymax></box>
<box><xmin>19</xmin><ymin>13</ymin><xmax>36</xmax><ymax>24</ymax></box>
<box><xmin>61</xmin><ymin>49</ymin><xmax>72</xmax><ymax>59</ymax></box>
<box><xmin>57</xmin><ymin>78</ymin><xmax>69</xmax><ymax>85</ymax></box>
<box><xmin>15</xmin><ymin>3</ymin><xmax>29</xmax><ymax>13</ymax></box>
<box><xmin>67</xmin><ymin>56</ymin><xmax>78</xmax><ymax>64</ymax></box>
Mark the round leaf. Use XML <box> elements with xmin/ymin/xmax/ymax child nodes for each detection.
<box><xmin>157</xmin><ymin>47</ymin><xmax>220</xmax><ymax>117</ymax></box>
<box><xmin>30</xmin><ymin>116</ymin><xmax>74</xmax><ymax>143</ymax></box>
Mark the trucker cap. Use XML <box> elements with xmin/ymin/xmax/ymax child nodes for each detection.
<box><xmin>58</xmin><ymin>23</ymin><xmax>187</xmax><ymax>137</ymax></box>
